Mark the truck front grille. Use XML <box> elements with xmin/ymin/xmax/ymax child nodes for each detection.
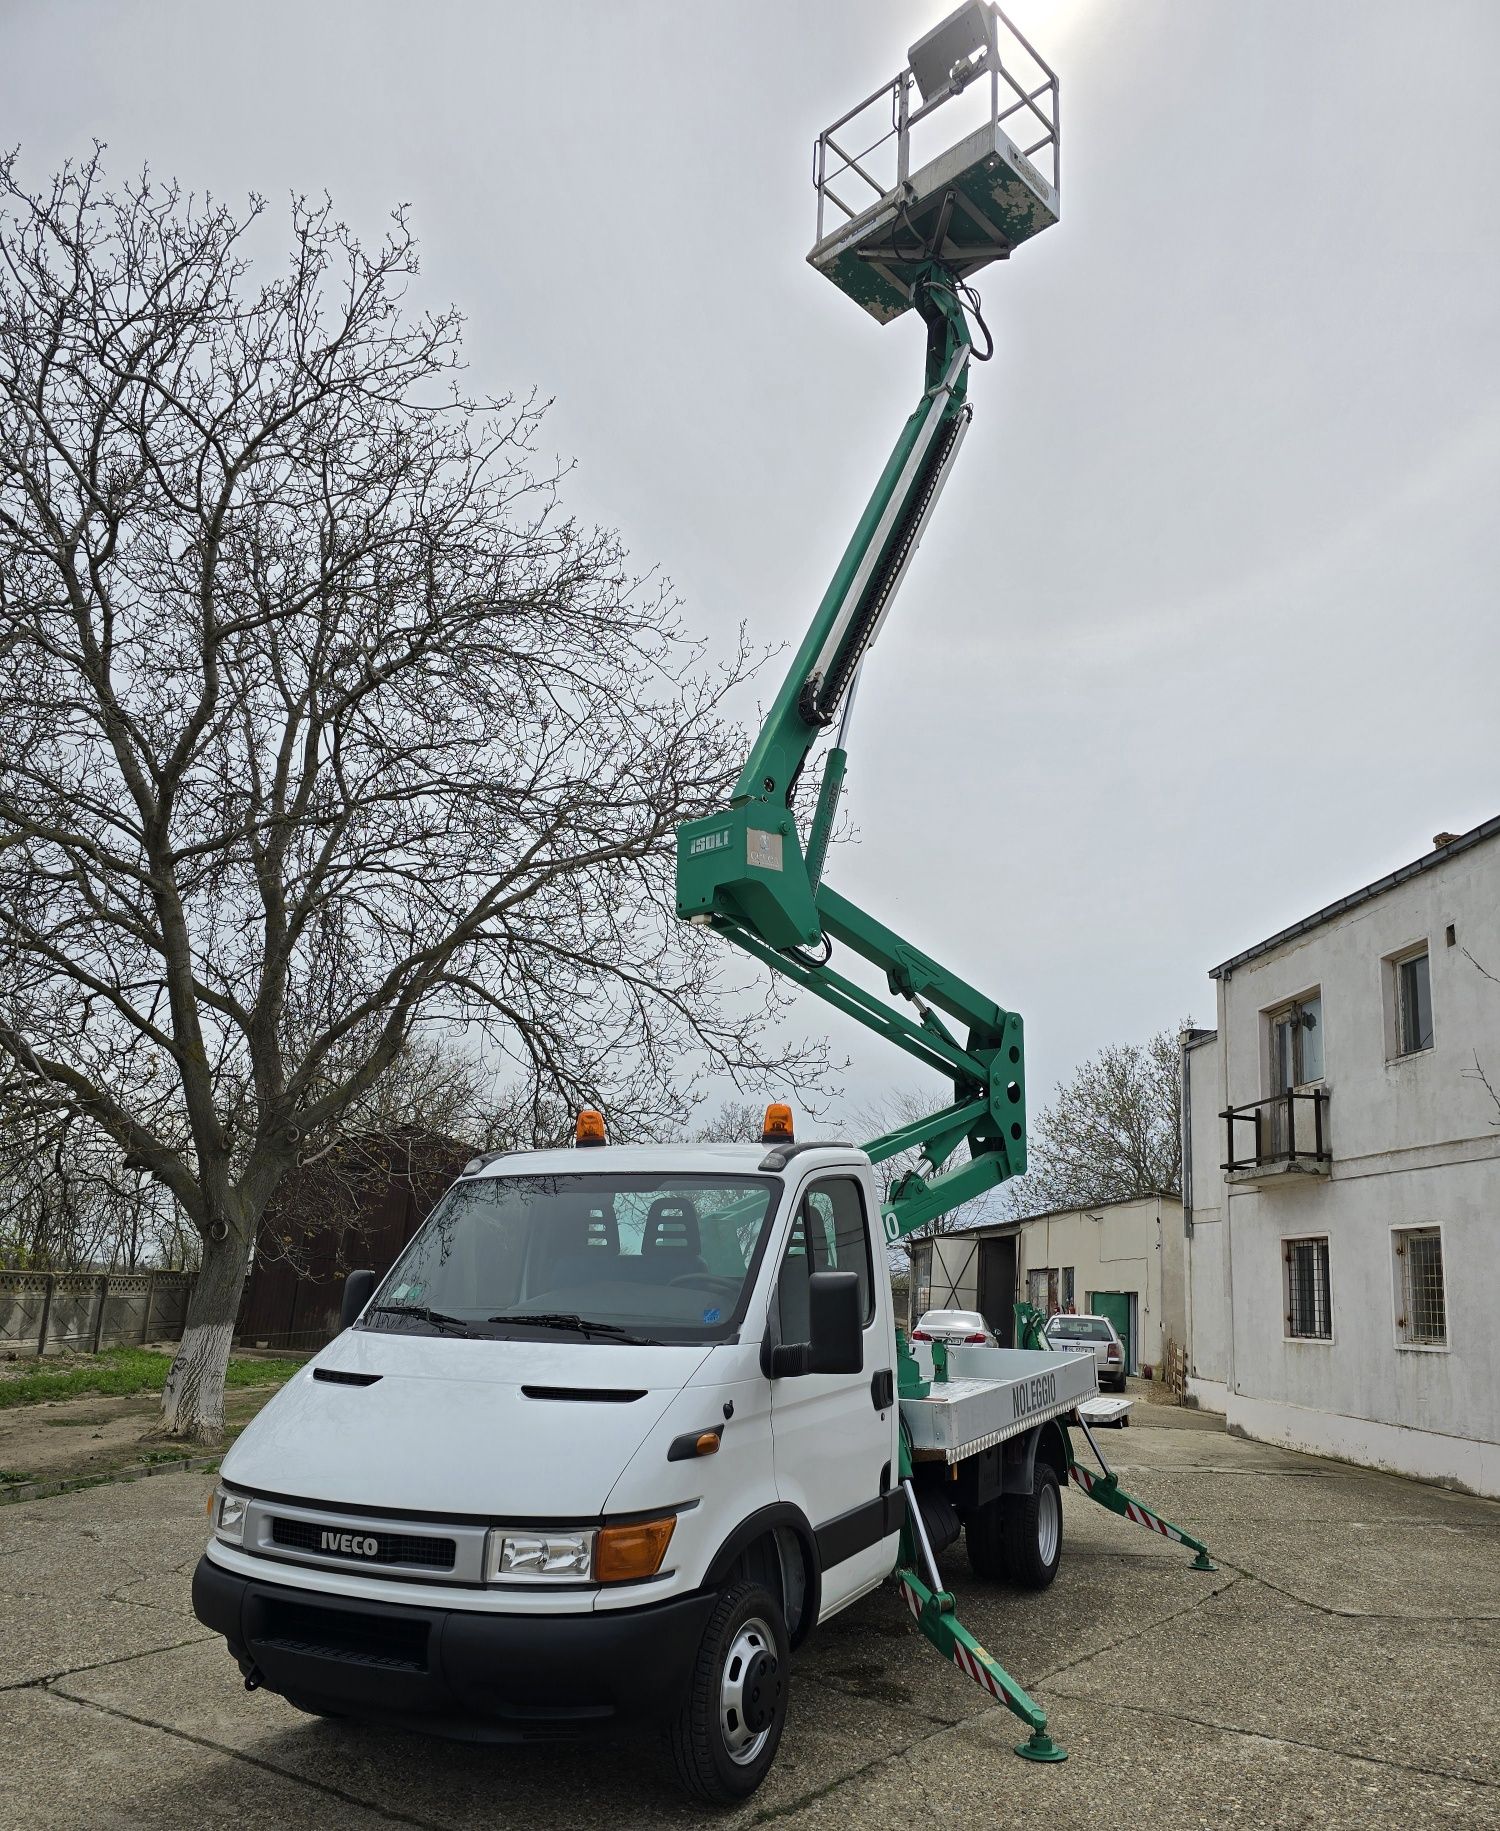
<box><xmin>270</xmin><ymin>1516</ymin><xmax>457</xmax><ymax>1571</ymax></box>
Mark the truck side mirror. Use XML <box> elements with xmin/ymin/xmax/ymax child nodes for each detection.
<box><xmin>807</xmin><ymin>1271</ymin><xmax>863</xmax><ymax>1374</ymax></box>
<box><xmin>340</xmin><ymin>1269</ymin><xmax>377</xmax><ymax>1331</ymax></box>
<box><xmin>761</xmin><ymin>1271</ymin><xmax>865</xmax><ymax>1379</ymax></box>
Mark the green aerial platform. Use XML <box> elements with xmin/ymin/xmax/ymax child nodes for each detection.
<box><xmin>677</xmin><ymin>1</ymin><xmax>1060</xmax><ymax>1245</ymax></box>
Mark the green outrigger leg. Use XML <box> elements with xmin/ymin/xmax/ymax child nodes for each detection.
<box><xmin>895</xmin><ymin>1420</ymin><xmax>1066</xmax><ymax>1762</ymax></box>
<box><xmin>1066</xmin><ymin>1431</ymin><xmax>1217</xmax><ymax>1572</ymax></box>
<box><xmin>896</xmin><ymin>1565</ymin><xmax>1066</xmax><ymax>1763</ymax></box>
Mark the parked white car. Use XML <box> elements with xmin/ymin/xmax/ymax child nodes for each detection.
<box><xmin>910</xmin><ymin>1308</ymin><xmax>997</xmax><ymax>1348</ymax></box>
<box><xmin>1042</xmin><ymin>1313</ymin><xmax>1127</xmax><ymax>1392</ymax></box>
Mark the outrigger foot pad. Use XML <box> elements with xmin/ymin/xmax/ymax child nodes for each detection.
<box><xmin>1016</xmin><ymin>1729</ymin><xmax>1067</xmax><ymax>1763</ymax></box>
<box><xmin>1191</xmin><ymin>1549</ymin><xmax>1218</xmax><ymax>1572</ymax></box>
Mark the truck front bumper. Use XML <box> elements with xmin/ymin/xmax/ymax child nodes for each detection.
<box><xmin>192</xmin><ymin>1553</ymin><xmax>716</xmax><ymax>1741</ymax></box>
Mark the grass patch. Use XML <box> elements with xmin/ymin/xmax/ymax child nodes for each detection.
<box><xmin>0</xmin><ymin>1346</ymin><xmax>302</xmax><ymax>1410</ymax></box>
<box><xmin>0</xmin><ymin>1469</ymin><xmax>33</xmax><ymax>1484</ymax></box>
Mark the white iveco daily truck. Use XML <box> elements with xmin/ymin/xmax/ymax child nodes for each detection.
<box><xmin>194</xmin><ymin>1130</ymin><xmax>1108</xmax><ymax>1801</ymax></box>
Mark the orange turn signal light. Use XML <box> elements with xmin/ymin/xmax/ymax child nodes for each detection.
<box><xmin>575</xmin><ymin>1108</ymin><xmax>607</xmax><ymax>1148</ymax></box>
<box><xmin>761</xmin><ymin>1102</ymin><xmax>795</xmax><ymax>1145</ymax></box>
<box><xmin>694</xmin><ymin>1431</ymin><xmax>721</xmax><ymax>1457</ymax></box>
<box><xmin>594</xmin><ymin>1514</ymin><xmax>676</xmax><ymax>1583</ymax></box>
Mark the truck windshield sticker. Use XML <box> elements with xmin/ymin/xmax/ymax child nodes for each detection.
<box><xmin>702</xmin><ymin>1306</ymin><xmax>721</xmax><ymax>1324</ymax></box>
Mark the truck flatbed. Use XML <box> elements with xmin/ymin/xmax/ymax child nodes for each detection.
<box><xmin>901</xmin><ymin>1344</ymin><xmax>1098</xmax><ymax>1462</ymax></box>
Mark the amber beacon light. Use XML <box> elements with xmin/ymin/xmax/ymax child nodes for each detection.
<box><xmin>761</xmin><ymin>1103</ymin><xmax>795</xmax><ymax>1145</ymax></box>
<box><xmin>574</xmin><ymin>1108</ymin><xmax>607</xmax><ymax>1147</ymax></box>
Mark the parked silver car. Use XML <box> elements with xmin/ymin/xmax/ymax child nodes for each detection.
<box><xmin>915</xmin><ymin>1310</ymin><xmax>996</xmax><ymax>1354</ymax></box>
<box><xmin>1042</xmin><ymin>1312</ymin><xmax>1127</xmax><ymax>1392</ymax></box>
<box><xmin>910</xmin><ymin>1308</ymin><xmax>998</xmax><ymax>1347</ymax></box>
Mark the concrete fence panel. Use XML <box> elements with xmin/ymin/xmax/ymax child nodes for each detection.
<box><xmin>0</xmin><ymin>1269</ymin><xmax>198</xmax><ymax>1357</ymax></box>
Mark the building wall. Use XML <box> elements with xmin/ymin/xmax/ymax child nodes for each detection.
<box><xmin>1186</xmin><ymin>830</ymin><xmax>1500</xmax><ymax>1495</ymax></box>
<box><xmin>1016</xmin><ymin>1197</ymin><xmax>1177</xmax><ymax>1373</ymax></box>
<box><xmin>924</xmin><ymin>1193</ymin><xmax>1183</xmax><ymax>1373</ymax></box>
<box><xmin>1185</xmin><ymin>1032</ymin><xmax>1230</xmax><ymax>1386</ymax></box>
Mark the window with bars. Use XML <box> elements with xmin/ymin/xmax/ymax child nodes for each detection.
<box><xmin>1394</xmin><ymin>1227</ymin><xmax>1447</xmax><ymax>1346</ymax></box>
<box><xmin>1283</xmin><ymin>1236</ymin><xmax>1332</xmax><ymax>1340</ymax></box>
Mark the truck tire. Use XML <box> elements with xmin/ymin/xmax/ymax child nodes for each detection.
<box><xmin>666</xmin><ymin>1579</ymin><xmax>789</xmax><ymax>1804</ymax></box>
<box><xmin>965</xmin><ymin>1496</ymin><xmax>1009</xmax><ymax>1581</ymax></box>
<box><xmin>1001</xmin><ymin>1463</ymin><xmax>1063</xmax><ymax>1590</ymax></box>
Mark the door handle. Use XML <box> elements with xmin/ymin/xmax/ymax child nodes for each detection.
<box><xmin>870</xmin><ymin>1368</ymin><xmax>894</xmax><ymax>1410</ymax></box>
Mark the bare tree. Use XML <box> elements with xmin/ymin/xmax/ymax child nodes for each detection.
<box><xmin>0</xmin><ymin>154</ymin><xmax>825</xmax><ymax>1440</ymax></box>
<box><xmin>1008</xmin><ymin>1025</ymin><xmax>1186</xmax><ymax>1215</ymax></box>
<box><xmin>691</xmin><ymin>1097</ymin><xmax>767</xmax><ymax>1144</ymax></box>
<box><xmin>0</xmin><ymin>1070</ymin><xmax>181</xmax><ymax>1270</ymax></box>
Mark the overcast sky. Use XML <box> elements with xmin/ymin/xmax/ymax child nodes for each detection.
<box><xmin>6</xmin><ymin>0</ymin><xmax>1497</xmax><ymax>1122</ymax></box>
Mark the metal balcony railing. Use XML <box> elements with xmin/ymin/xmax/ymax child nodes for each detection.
<box><xmin>1220</xmin><ymin>1090</ymin><xmax>1330</xmax><ymax>1175</ymax></box>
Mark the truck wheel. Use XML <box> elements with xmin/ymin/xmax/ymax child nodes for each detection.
<box><xmin>1001</xmin><ymin>1463</ymin><xmax>1063</xmax><ymax>1590</ymax></box>
<box><xmin>965</xmin><ymin>1497</ymin><xmax>1010</xmax><ymax>1581</ymax></box>
<box><xmin>666</xmin><ymin>1579</ymin><xmax>789</xmax><ymax>1804</ymax></box>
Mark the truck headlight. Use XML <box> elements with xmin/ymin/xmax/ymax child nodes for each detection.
<box><xmin>484</xmin><ymin>1528</ymin><xmax>595</xmax><ymax>1583</ymax></box>
<box><xmin>211</xmin><ymin>1485</ymin><xmax>248</xmax><ymax>1546</ymax></box>
<box><xmin>482</xmin><ymin>1514</ymin><xmax>678</xmax><ymax>1585</ymax></box>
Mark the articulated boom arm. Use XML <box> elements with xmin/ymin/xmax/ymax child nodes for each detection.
<box><xmin>676</xmin><ymin>265</ymin><xmax>1025</xmax><ymax>1239</ymax></box>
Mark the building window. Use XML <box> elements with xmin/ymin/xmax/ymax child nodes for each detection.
<box><xmin>1027</xmin><ymin>1267</ymin><xmax>1059</xmax><ymax>1314</ymax></box>
<box><xmin>1395</xmin><ymin>950</ymin><xmax>1434</xmax><ymax>1056</ymax></box>
<box><xmin>1268</xmin><ymin>993</ymin><xmax>1323</xmax><ymax>1092</ymax></box>
<box><xmin>1061</xmin><ymin>1266</ymin><xmax>1075</xmax><ymax>1312</ymax></box>
<box><xmin>1394</xmin><ymin>1227</ymin><xmax>1446</xmax><ymax>1347</ymax></box>
<box><xmin>1283</xmin><ymin>1236</ymin><xmax>1331</xmax><ymax>1340</ymax></box>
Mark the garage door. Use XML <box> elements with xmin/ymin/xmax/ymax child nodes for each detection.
<box><xmin>1089</xmin><ymin>1290</ymin><xmax>1133</xmax><ymax>1374</ymax></box>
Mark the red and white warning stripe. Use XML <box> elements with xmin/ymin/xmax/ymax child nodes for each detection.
<box><xmin>951</xmin><ymin>1639</ymin><xmax>1009</xmax><ymax>1705</ymax></box>
<box><xmin>898</xmin><ymin>1576</ymin><xmax>1014</xmax><ymax>1708</ymax></box>
<box><xmin>1069</xmin><ymin>1464</ymin><xmax>1185</xmax><ymax>1543</ymax></box>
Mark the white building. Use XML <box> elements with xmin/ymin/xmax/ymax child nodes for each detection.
<box><xmin>908</xmin><ymin>1191</ymin><xmax>1185</xmax><ymax>1375</ymax></box>
<box><xmin>1184</xmin><ymin>816</ymin><xmax>1500</xmax><ymax>1497</ymax></box>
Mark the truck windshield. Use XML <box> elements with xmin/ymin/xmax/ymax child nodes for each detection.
<box><xmin>363</xmin><ymin>1173</ymin><xmax>781</xmax><ymax>1345</ymax></box>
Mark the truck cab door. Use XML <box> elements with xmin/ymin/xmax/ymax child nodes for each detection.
<box><xmin>767</xmin><ymin>1174</ymin><xmax>899</xmax><ymax>1616</ymax></box>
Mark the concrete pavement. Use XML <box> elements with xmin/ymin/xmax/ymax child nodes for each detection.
<box><xmin>2</xmin><ymin>1414</ymin><xmax>1496</xmax><ymax>1829</ymax></box>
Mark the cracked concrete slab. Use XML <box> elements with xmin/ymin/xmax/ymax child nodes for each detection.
<box><xmin>50</xmin><ymin>1633</ymin><xmax>958</xmax><ymax>1831</ymax></box>
<box><xmin>2</xmin><ymin>1424</ymin><xmax>1496</xmax><ymax>1827</ymax></box>
<box><xmin>758</xmin><ymin>1695</ymin><xmax>1498</xmax><ymax>1831</ymax></box>
<box><xmin>0</xmin><ymin>1587</ymin><xmax>212</xmax><ymax>1689</ymax></box>
<box><xmin>1044</xmin><ymin>1576</ymin><xmax>1500</xmax><ymax>1786</ymax></box>
<box><xmin>0</xmin><ymin>1687</ymin><xmax>401</xmax><ymax>1830</ymax></box>
<box><xmin>1195</xmin><ymin>1516</ymin><xmax>1500</xmax><ymax>1618</ymax></box>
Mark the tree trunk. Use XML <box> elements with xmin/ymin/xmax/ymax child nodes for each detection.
<box><xmin>153</xmin><ymin>1227</ymin><xmax>251</xmax><ymax>1444</ymax></box>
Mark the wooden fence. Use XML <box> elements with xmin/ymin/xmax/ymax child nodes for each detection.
<box><xmin>0</xmin><ymin>1270</ymin><xmax>195</xmax><ymax>1358</ymax></box>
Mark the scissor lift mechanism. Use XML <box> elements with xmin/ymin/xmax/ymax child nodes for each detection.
<box><xmin>674</xmin><ymin>3</ymin><xmax>1212</xmax><ymax>1762</ymax></box>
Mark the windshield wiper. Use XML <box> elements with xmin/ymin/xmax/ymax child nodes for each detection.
<box><xmin>369</xmin><ymin>1302</ymin><xmax>476</xmax><ymax>1337</ymax></box>
<box><xmin>493</xmin><ymin>1311</ymin><xmax>659</xmax><ymax>1345</ymax></box>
